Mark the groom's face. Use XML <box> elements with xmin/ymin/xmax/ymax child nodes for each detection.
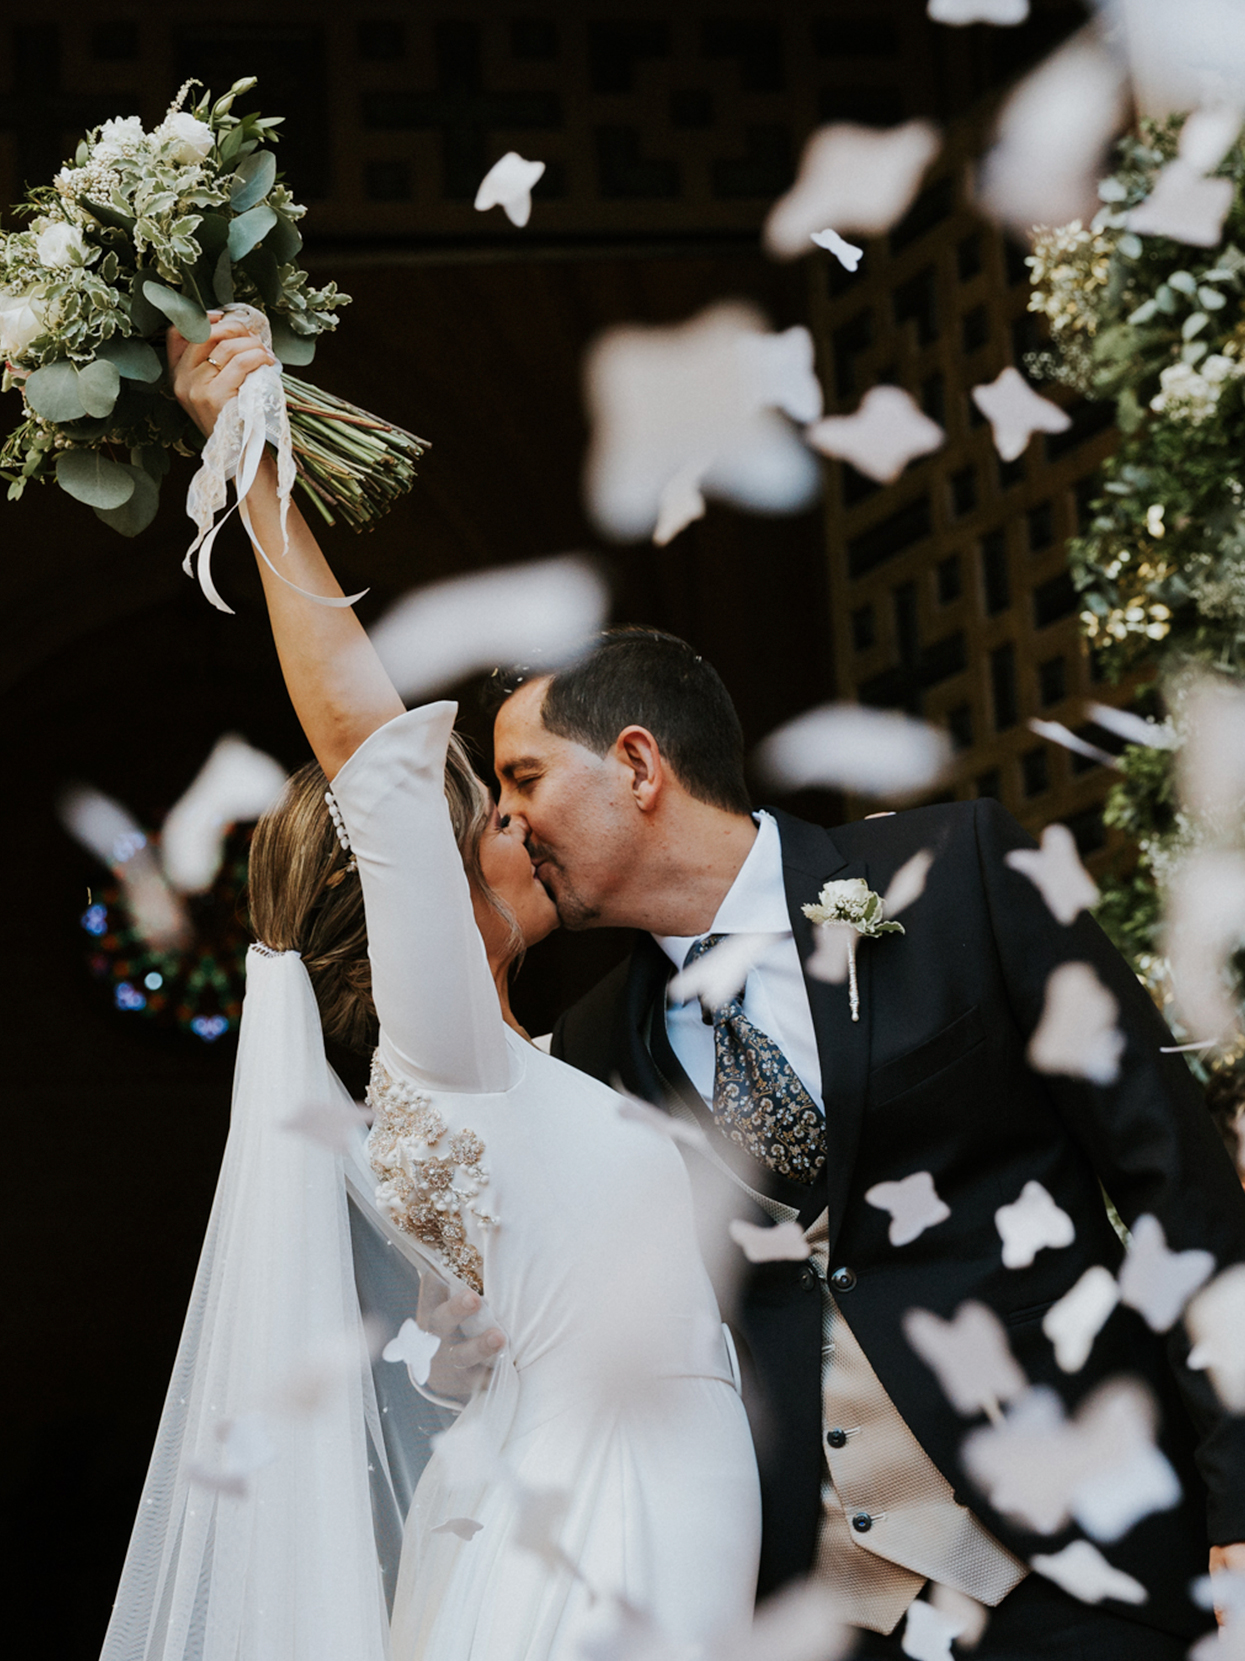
<box><xmin>493</xmin><ymin>678</ymin><xmax>640</xmax><ymax>930</ymax></box>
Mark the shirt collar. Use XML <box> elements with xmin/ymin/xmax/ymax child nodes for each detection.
<box><xmin>653</xmin><ymin>810</ymin><xmax>790</xmax><ymax>970</ymax></box>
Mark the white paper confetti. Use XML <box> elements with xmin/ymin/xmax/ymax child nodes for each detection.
<box><xmin>431</xmin><ymin>1516</ymin><xmax>484</xmax><ymax>1541</ymax></box>
<box><xmin>58</xmin><ymin>784</ymin><xmax>192</xmax><ymax>953</ymax></box>
<box><xmin>1042</xmin><ymin>1265</ymin><xmax>1120</xmax><ymax>1373</ymax></box>
<box><xmin>1187</xmin><ymin>1263</ymin><xmax>1245</xmax><ymax>1410</ymax></box>
<box><xmin>1084</xmin><ymin>701</ymin><xmax>1178</xmax><ymax>751</ymax></box>
<box><xmin>729</xmin><ymin>1218</ymin><xmax>812</xmax><ymax>1264</ymax></box>
<box><xmin>806</xmin><ymin>923</ymin><xmax>854</xmax><ymax>985</ymax></box>
<box><xmin>903</xmin><ymin>1300</ymin><xmax>1028</xmax><ymax>1417</ymax></box>
<box><xmin>382</xmin><ymin>1317</ymin><xmax>442</xmax><ymax>1388</ymax></box>
<box><xmin>1117</xmin><ymin>2</ymin><xmax>1245</xmax><ymax>127</ymax></box>
<box><xmin>970</xmin><ymin>367</ymin><xmax>1071</xmax><ymax>463</ymax></box>
<box><xmin>1165</xmin><ymin>848</ymin><xmax>1245</xmax><ymax>1043</ymax></box>
<box><xmin>721</xmin><ymin>1580</ymin><xmax>853</xmax><ymax>1661</ymax></box>
<box><xmin>765</xmin><ymin>121</ymin><xmax>940</xmax><ymax>257</ymax></box>
<box><xmin>929</xmin><ymin>1585</ymin><xmax>988</xmax><ymax>1650</ymax></box>
<box><xmin>160</xmin><ymin>735</ymin><xmax>287</xmax><ymax>894</ymax></box>
<box><xmin>929</xmin><ymin>0</ymin><xmax>1029</xmax><ymax>21</ymax></box>
<box><xmin>1117</xmin><ymin>1213</ymin><xmax>1215</xmax><ymax>1333</ymax></box>
<box><xmin>995</xmin><ymin>1179</ymin><xmax>1075</xmax><ymax>1269</ymax></box>
<box><xmin>900</xmin><ymin>1598</ymin><xmax>966</xmax><ymax>1661</ymax></box>
<box><xmin>1027</xmin><ymin>718</ymin><xmax>1120</xmax><ymax>771</ymax></box>
<box><xmin>667</xmin><ymin>933</ymin><xmax>782</xmax><ymax>1013</ymax></box>
<box><xmin>584</xmin><ymin>303</ymin><xmax>823</xmax><ymax>541</ymax></box>
<box><xmin>370</xmin><ymin>556</ymin><xmax>608</xmax><ymax>702</ymax></box>
<box><xmin>809</xmin><ymin>228</ymin><xmax>864</xmax><ymax>270</ymax></box>
<box><xmin>1177</xmin><ymin>672</ymin><xmax>1245</xmax><ymax>825</ymax></box>
<box><xmin>806</xmin><ymin>385</ymin><xmax>945</xmax><ymax>483</ymax></box>
<box><xmin>187</xmin><ymin>1413</ymin><xmax>277</xmax><ymax>1497</ymax></box>
<box><xmin>1027</xmin><ymin>962</ymin><xmax>1125</xmax><ymax>1085</ymax></box>
<box><xmin>1128</xmin><ymin>162</ymin><xmax>1235</xmax><ymax>248</ymax></box>
<box><xmin>474</xmin><ymin>151</ymin><xmax>546</xmax><ymax>227</ymax></box>
<box><xmin>1030</xmin><ymin>1540</ymin><xmax>1148</xmax><ymax>1606</ymax></box>
<box><xmin>865</xmin><ymin>1171</ymin><xmax>951</xmax><ymax>1247</ymax></box>
<box><xmin>883</xmin><ymin>849</ymin><xmax>935</xmax><ymax>919</ymax></box>
<box><xmin>755</xmin><ymin>702</ymin><xmax>953</xmax><ymax>798</ymax></box>
<box><xmin>512</xmin><ymin>1484</ymin><xmax>580</xmax><ymax>1576</ymax></box>
<box><xmin>1005</xmin><ymin>822</ymin><xmax>1100</xmax><ymax>926</ymax></box>
<box><xmin>962</xmin><ymin>1378</ymin><xmax>1181</xmax><ymax>1540</ymax></box>
<box><xmin>977</xmin><ymin>34</ymin><xmax>1127</xmax><ymax>236</ymax></box>
<box><xmin>652</xmin><ymin>466</ymin><xmax>707</xmax><ymax>546</ymax></box>
<box><xmin>1179</xmin><ymin>105</ymin><xmax>1244</xmax><ymax>174</ymax></box>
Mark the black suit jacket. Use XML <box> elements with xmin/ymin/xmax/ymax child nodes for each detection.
<box><xmin>552</xmin><ymin>799</ymin><xmax>1245</xmax><ymax>1637</ymax></box>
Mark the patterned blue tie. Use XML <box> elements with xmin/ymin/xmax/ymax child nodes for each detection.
<box><xmin>682</xmin><ymin>934</ymin><xmax>826</xmax><ymax>1184</ymax></box>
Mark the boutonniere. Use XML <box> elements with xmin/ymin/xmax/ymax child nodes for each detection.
<box><xmin>802</xmin><ymin>877</ymin><xmax>903</xmax><ymax>1023</ymax></box>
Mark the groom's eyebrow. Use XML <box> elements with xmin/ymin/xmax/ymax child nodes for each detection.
<box><xmin>497</xmin><ymin>754</ymin><xmax>542</xmax><ymax>782</ymax></box>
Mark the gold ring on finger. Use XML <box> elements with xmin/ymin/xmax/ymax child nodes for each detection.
<box><xmin>207</xmin><ymin>355</ymin><xmax>220</xmax><ymax>368</ymax></box>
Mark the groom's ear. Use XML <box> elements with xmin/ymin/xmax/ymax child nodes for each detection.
<box><xmin>614</xmin><ymin>726</ymin><xmax>664</xmax><ymax>813</ymax></box>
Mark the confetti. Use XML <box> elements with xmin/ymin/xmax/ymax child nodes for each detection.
<box><xmin>1177</xmin><ymin>672</ymin><xmax>1245</xmax><ymax>825</ymax></box>
<box><xmin>928</xmin><ymin>0</ymin><xmax>1029</xmax><ymax>21</ymax></box>
<box><xmin>1179</xmin><ymin>105</ymin><xmax>1245</xmax><ymax>174</ymax></box>
<box><xmin>1187</xmin><ymin>1263</ymin><xmax>1245</xmax><ymax>1410</ymax></box>
<box><xmin>186</xmin><ymin>1413</ymin><xmax>277</xmax><ymax>1498</ymax></box>
<box><xmin>1165</xmin><ymin>848</ymin><xmax>1245</xmax><ymax>1042</ymax></box>
<box><xmin>1005</xmin><ymin>823</ymin><xmax>1100</xmax><ymax>926</ymax></box>
<box><xmin>903</xmin><ymin>1300</ymin><xmax>1028</xmax><ymax>1418</ymax></box>
<box><xmin>1128</xmin><ymin>162</ymin><xmax>1235</xmax><ymax>248</ymax></box>
<box><xmin>160</xmin><ymin>735</ymin><xmax>287</xmax><ymax>894</ymax></box>
<box><xmin>584</xmin><ymin>303</ymin><xmax>822</xmax><ymax>541</ymax></box>
<box><xmin>1030</xmin><ymin>1540</ymin><xmax>1148</xmax><ymax>1606</ymax></box>
<box><xmin>1027</xmin><ymin>962</ymin><xmax>1125</xmax><ymax>1085</ymax></box>
<box><xmin>1042</xmin><ymin>1266</ymin><xmax>1120</xmax><ymax>1373</ymax></box>
<box><xmin>382</xmin><ymin>1317</ymin><xmax>442</xmax><ymax>1388</ymax></box>
<box><xmin>970</xmin><ymin>367</ymin><xmax>1071</xmax><ymax>463</ymax></box>
<box><xmin>1116</xmin><ymin>2</ymin><xmax>1245</xmax><ymax>126</ymax></box>
<box><xmin>929</xmin><ymin>1585</ymin><xmax>988</xmax><ymax>1649</ymax></box>
<box><xmin>805</xmin><ymin>385</ymin><xmax>945</xmax><ymax>483</ymax></box>
<box><xmin>806</xmin><ymin>923</ymin><xmax>853</xmax><ymax>986</ymax></box>
<box><xmin>721</xmin><ymin>1581</ymin><xmax>853</xmax><ymax>1661</ymax></box>
<box><xmin>977</xmin><ymin>34</ymin><xmax>1127</xmax><ymax>237</ymax></box>
<box><xmin>473</xmin><ymin>151</ymin><xmax>546</xmax><ymax>227</ymax></box>
<box><xmin>728</xmin><ymin>1218</ymin><xmax>812</xmax><ymax>1264</ymax></box>
<box><xmin>1117</xmin><ymin>1214</ymin><xmax>1215</xmax><ymax>1333</ymax></box>
<box><xmin>900</xmin><ymin>1598</ymin><xmax>968</xmax><ymax>1661</ymax></box>
<box><xmin>755</xmin><ymin>702</ymin><xmax>953</xmax><ymax>798</ymax></box>
<box><xmin>58</xmin><ymin>784</ymin><xmax>191</xmax><ymax>953</ymax></box>
<box><xmin>809</xmin><ymin>228</ymin><xmax>863</xmax><ymax>270</ymax></box>
<box><xmin>765</xmin><ymin>121</ymin><xmax>940</xmax><ymax>257</ymax></box>
<box><xmin>995</xmin><ymin>1179</ymin><xmax>1075</xmax><ymax>1269</ymax></box>
<box><xmin>370</xmin><ymin>556</ymin><xmax>608</xmax><ymax>702</ymax></box>
<box><xmin>667</xmin><ymin>932</ymin><xmax>782</xmax><ymax>1013</ymax></box>
<box><xmin>431</xmin><ymin>1517</ymin><xmax>484</xmax><ymax>1541</ymax></box>
<box><xmin>1026</xmin><ymin>718</ymin><xmax>1120</xmax><ymax>771</ymax></box>
<box><xmin>652</xmin><ymin>467</ymin><xmax>707</xmax><ymax>546</ymax></box>
<box><xmin>883</xmin><ymin>849</ymin><xmax>935</xmax><ymax>919</ymax></box>
<box><xmin>1084</xmin><ymin>701</ymin><xmax>1177</xmax><ymax>751</ymax></box>
<box><xmin>865</xmin><ymin>1171</ymin><xmax>951</xmax><ymax>1247</ymax></box>
<box><xmin>513</xmin><ymin>1484</ymin><xmax>580</xmax><ymax>1576</ymax></box>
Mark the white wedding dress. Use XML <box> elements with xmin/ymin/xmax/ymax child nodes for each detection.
<box><xmin>331</xmin><ymin>702</ymin><xmax>761</xmax><ymax>1659</ymax></box>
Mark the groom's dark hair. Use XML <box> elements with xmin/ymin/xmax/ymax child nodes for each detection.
<box><xmin>486</xmin><ymin>627</ymin><xmax>752</xmax><ymax>816</ymax></box>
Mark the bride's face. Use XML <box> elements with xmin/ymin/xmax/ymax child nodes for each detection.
<box><xmin>475</xmin><ymin>798</ymin><xmax>558</xmax><ymax>949</ymax></box>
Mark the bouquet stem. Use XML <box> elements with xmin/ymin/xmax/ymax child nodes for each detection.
<box><xmin>282</xmin><ymin>374</ymin><xmax>428</xmax><ymax>533</ymax></box>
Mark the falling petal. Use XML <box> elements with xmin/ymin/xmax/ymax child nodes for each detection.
<box><xmin>806</xmin><ymin>385</ymin><xmax>945</xmax><ymax>483</ymax></box>
<box><xmin>668</xmin><ymin>933</ymin><xmax>782</xmax><ymax>1013</ymax></box>
<box><xmin>1027</xmin><ymin>962</ymin><xmax>1125</xmax><ymax>1085</ymax></box>
<box><xmin>756</xmin><ymin>702</ymin><xmax>952</xmax><ymax>797</ymax></box>
<box><xmin>865</xmin><ymin>1171</ymin><xmax>951</xmax><ymax>1247</ymax></box>
<box><xmin>977</xmin><ymin>33</ymin><xmax>1128</xmax><ymax>237</ymax></box>
<box><xmin>382</xmin><ymin>1317</ymin><xmax>442</xmax><ymax>1388</ymax></box>
<box><xmin>971</xmin><ymin>367</ymin><xmax>1071</xmax><ymax>463</ymax></box>
<box><xmin>1117</xmin><ymin>1213</ymin><xmax>1215</xmax><ymax>1333</ymax></box>
<box><xmin>903</xmin><ymin>1300</ymin><xmax>1028</xmax><ymax>1417</ymax></box>
<box><xmin>1030</xmin><ymin>1540</ymin><xmax>1148</xmax><ymax>1606</ymax></box>
<box><xmin>728</xmin><ymin>1218</ymin><xmax>812</xmax><ymax>1264</ymax></box>
<box><xmin>473</xmin><ymin>151</ymin><xmax>546</xmax><ymax>227</ymax></box>
<box><xmin>431</xmin><ymin>1516</ymin><xmax>484</xmax><ymax>1541</ymax></box>
<box><xmin>1128</xmin><ymin>161</ymin><xmax>1235</xmax><ymax>247</ymax></box>
<box><xmin>160</xmin><ymin>735</ymin><xmax>287</xmax><ymax>894</ymax></box>
<box><xmin>1187</xmin><ymin>1263</ymin><xmax>1245</xmax><ymax>1410</ymax></box>
<box><xmin>1005</xmin><ymin>823</ymin><xmax>1100</xmax><ymax>926</ymax></box>
<box><xmin>1042</xmin><ymin>1266</ymin><xmax>1120</xmax><ymax>1373</ymax></box>
<box><xmin>370</xmin><ymin>556</ymin><xmax>608</xmax><ymax>701</ymax></box>
<box><xmin>882</xmin><ymin>850</ymin><xmax>935</xmax><ymax>919</ymax></box>
<box><xmin>995</xmin><ymin>1179</ymin><xmax>1075</xmax><ymax>1269</ymax></box>
<box><xmin>764</xmin><ymin>121</ymin><xmax>940</xmax><ymax>256</ymax></box>
<box><xmin>809</xmin><ymin>228</ymin><xmax>863</xmax><ymax>270</ymax></box>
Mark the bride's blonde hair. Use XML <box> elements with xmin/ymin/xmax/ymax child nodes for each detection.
<box><xmin>248</xmin><ymin>732</ymin><xmax>520</xmax><ymax>1053</ymax></box>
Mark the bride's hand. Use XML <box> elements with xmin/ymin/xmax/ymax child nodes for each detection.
<box><xmin>168</xmin><ymin>315</ymin><xmax>277</xmax><ymax>438</ymax></box>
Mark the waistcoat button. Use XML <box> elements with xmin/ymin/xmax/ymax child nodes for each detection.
<box><xmin>851</xmin><ymin>1512</ymin><xmax>873</xmax><ymax>1534</ymax></box>
<box><xmin>830</xmin><ymin>1266</ymin><xmax>857</xmax><ymax>1292</ymax></box>
<box><xmin>826</xmin><ymin>1428</ymin><xmax>847</xmax><ymax>1449</ymax></box>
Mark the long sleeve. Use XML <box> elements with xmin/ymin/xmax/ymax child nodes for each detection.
<box><xmin>329</xmin><ymin>702</ymin><xmax>510</xmax><ymax>1094</ymax></box>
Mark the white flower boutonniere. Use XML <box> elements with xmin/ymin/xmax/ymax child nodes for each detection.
<box><xmin>802</xmin><ymin>877</ymin><xmax>903</xmax><ymax>1023</ymax></box>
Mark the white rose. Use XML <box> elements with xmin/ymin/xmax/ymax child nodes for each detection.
<box><xmin>1200</xmin><ymin>354</ymin><xmax>1238</xmax><ymax>385</ymax></box>
<box><xmin>35</xmin><ymin>221</ymin><xmax>87</xmax><ymax>268</ymax></box>
<box><xmin>93</xmin><ymin>114</ymin><xmax>147</xmax><ymax>161</ymax></box>
<box><xmin>816</xmin><ymin>878</ymin><xmax>871</xmax><ymax>910</ymax></box>
<box><xmin>0</xmin><ymin>290</ymin><xmax>47</xmax><ymax>360</ymax></box>
<box><xmin>156</xmin><ymin>112</ymin><xmax>215</xmax><ymax>165</ymax></box>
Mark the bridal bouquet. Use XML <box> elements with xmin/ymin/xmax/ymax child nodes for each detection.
<box><xmin>0</xmin><ymin>78</ymin><xmax>426</xmax><ymax>540</ymax></box>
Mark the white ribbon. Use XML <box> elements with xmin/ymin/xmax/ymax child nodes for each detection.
<box><xmin>183</xmin><ymin>302</ymin><xmax>366</xmax><ymax>615</ymax></box>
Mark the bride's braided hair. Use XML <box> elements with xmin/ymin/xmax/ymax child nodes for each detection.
<box><xmin>248</xmin><ymin>732</ymin><xmax>519</xmax><ymax>1053</ymax></box>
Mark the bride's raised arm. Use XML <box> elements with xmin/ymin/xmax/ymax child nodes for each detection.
<box><xmin>169</xmin><ymin>316</ymin><xmax>404</xmax><ymax>781</ymax></box>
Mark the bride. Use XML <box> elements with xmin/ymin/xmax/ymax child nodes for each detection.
<box><xmin>101</xmin><ymin>316</ymin><xmax>760</xmax><ymax>1661</ymax></box>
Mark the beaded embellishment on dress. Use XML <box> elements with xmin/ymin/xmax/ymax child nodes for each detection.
<box><xmin>365</xmin><ymin>1052</ymin><xmax>497</xmax><ymax>1293</ymax></box>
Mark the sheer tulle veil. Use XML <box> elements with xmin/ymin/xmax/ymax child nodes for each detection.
<box><xmin>99</xmin><ymin>943</ymin><xmax>467</xmax><ymax>1661</ymax></box>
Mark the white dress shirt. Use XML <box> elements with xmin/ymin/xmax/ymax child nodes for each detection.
<box><xmin>654</xmin><ymin>812</ymin><xmax>824</xmax><ymax>1112</ymax></box>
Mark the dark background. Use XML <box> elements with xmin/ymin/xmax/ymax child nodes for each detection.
<box><xmin>0</xmin><ymin>3</ymin><xmax>1087</xmax><ymax>1650</ymax></box>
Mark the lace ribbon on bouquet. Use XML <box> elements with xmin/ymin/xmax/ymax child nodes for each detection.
<box><xmin>183</xmin><ymin>302</ymin><xmax>366</xmax><ymax>615</ymax></box>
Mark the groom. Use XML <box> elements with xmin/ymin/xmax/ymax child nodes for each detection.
<box><xmin>488</xmin><ymin>626</ymin><xmax>1245</xmax><ymax>1658</ymax></box>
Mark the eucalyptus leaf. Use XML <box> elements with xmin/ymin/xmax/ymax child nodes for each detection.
<box><xmin>1117</xmin><ymin>387</ymin><xmax>1144</xmax><ymax>433</ymax></box>
<box><xmin>1155</xmin><ymin>285</ymin><xmax>1178</xmax><ymax>314</ymax></box>
<box><xmin>196</xmin><ymin>213</ymin><xmax>230</xmax><ymax>256</ymax></box>
<box><xmin>219</xmin><ymin>123</ymin><xmax>247</xmax><ymax>164</ymax></box>
<box><xmin>94</xmin><ymin>464</ymin><xmax>159</xmax><ymax>537</ymax></box>
<box><xmin>1117</xmin><ymin>232</ymin><xmax>1143</xmax><ymax>260</ymax></box>
<box><xmin>1182</xmin><ymin>339</ymin><xmax>1209</xmax><ymax>365</ymax></box>
<box><xmin>1128</xmin><ymin>299</ymin><xmax>1158</xmax><ymax>325</ymax></box>
<box><xmin>132</xmin><ymin>445</ymin><xmax>171</xmax><ymax>481</ymax></box>
<box><xmin>1199</xmin><ymin>287</ymin><xmax>1227</xmax><ymax>310</ymax></box>
<box><xmin>213</xmin><ymin>248</ymin><xmax>235</xmax><ymax>306</ymax></box>
<box><xmin>24</xmin><ymin>361</ymin><xmax>88</xmax><ymax>423</ymax></box>
<box><xmin>230</xmin><ymin>150</ymin><xmax>277</xmax><ymax>213</ymax></box>
<box><xmin>241</xmin><ymin>245</ymin><xmax>280</xmax><ymax>307</ymax></box>
<box><xmin>1169</xmin><ymin>270</ymin><xmax>1199</xmax><ymax>295</ymax></box>
<box><xmin>76</xmin><ymin>358</ymin><xmax>122</xmax><ymax>418</ymax></box>
<box><xmin>56</xmin><ymin>449</ymin><xmax>136</xmax><ymax>510</ymax></box>
<box><xmin>270</xmin><ymin>315</ymin><xmax>316</xmax><ymax>366</ymax></box>
<box><xmin>1182</xmin><ymin>312</ymin><xmax>1210</xmax><ymax>341</ymax></box>
<box><xmin>267</xmin><ymin>213</ymin><xmax>303</xmax><ymax>264</ymax></box>
<box><xmin>141</xmin><ymin>280</ymin><xmax>210</xmax><ymax>343</ymax></box>
<box><xmin>228</xmin><ymin>203</ymin><xmax>277</xmax><ymax>260</ymax></box>
<box><xmin>128</xmin><ymin>268</ymin><xmax>165</xmax><ymax>335</ymax></box>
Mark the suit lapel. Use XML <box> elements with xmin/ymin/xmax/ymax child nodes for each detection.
<box><xmin>771</xmin><ymin>809</ymin><xmax>873</xmax><ymax>1248</ymax></box>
